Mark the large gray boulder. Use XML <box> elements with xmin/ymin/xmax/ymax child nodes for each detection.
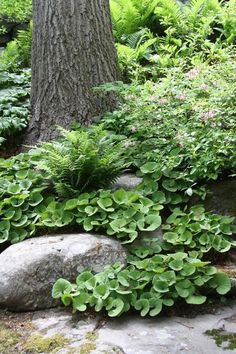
<box><xmin>112</xmin><ymin>173</ymin><xmax>142</xmax><ymax>191</ymax></box>
<box><xmin>0</xmin><ymin>233</ymin><xmax>127</xmax><ymax>311</ymax></box>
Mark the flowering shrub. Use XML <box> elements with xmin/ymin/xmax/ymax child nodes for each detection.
<box><xmin>101</xmin><ymin>58</ymin><xmax>236</xmax><ymax>204</ymax></box>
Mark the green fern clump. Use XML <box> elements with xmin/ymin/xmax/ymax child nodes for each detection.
<box><xmin>0</xmin><ymin>22</ymin><xmax>32</xmax><ymax>71</ymax></box>
<box><xmin>110</xmin><ymin>0</ymin><xmax>159</xmax><ymax>41</ymax></box>
<box><xmin>38</xmin><ymin>126</ymin><xmax>125</xmax><ymax>198</ymax></box>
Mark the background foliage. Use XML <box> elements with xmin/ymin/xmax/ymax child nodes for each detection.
<box><xmin>0</xmin><ymin>0</ymin><xmax>236</xmax><ymax>317</ymax></box>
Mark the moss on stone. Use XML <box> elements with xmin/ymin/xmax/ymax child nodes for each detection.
<box><xmin>24</xmin><ymin>333</ymin><xmax>69</xmax><ymax>353</ymax></box>
<box><xmin>79</xmin><ymin>341</ymin><xmax>97</xmax><ymax>354</ymax></box>
<box><xmin>205</xmin><ymin>328</ymin><xmax>236</xmax><ymax>350</ymax></box>
<box><xmin>0</xmin><ymin>323</ymin><xmax>21</xmax><ymax>353</ymax></box>
<box><xmin>85</xmin><ymin>331</ymin><xmax>98</xmax><ymax>341</ymax></box>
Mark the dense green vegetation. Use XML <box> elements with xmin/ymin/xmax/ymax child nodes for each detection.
<box><xmin>0</xmin><ymin>0</ymin><xmax>236</xmax><ymax>317</ymax></box>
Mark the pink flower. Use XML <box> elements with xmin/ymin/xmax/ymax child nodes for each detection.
<box><xmin>186</xmin><ymin>68</ymin><xmax>200</xmax><ymax>79</ymax></box>
<box><xmin>175</xmin><ymin>132</ymin><xmax>188</xmax><ymax>147</ymax></box>
<box><xmin>159</xmin><ymin>98</ymin><xmax>168</xmax><ymax>105</ymax></box>
<box><xmin>176</xmin><ymin>93</ymin><xmax>187</xmax><ymax>101</ymax></box>
<box><xmin>201</xmin><ymin>110</ymin><xmax>217</xmax><ymax>122</ymax></box>
<box><xmin>149</xmin><ymin>95</ymin><xmax>159</xmax><ymax>102</ymax></box>
<box><xmin>130</xmin><ymin>126</ymin><xmax>137</xmax><ymax>133</ymax></box>
<box><xmin>123</xmin><ymin>140</ymin><xmax>136</xmax><ymax>148</ymax></box>
<box><xmin>200</xmin><ymin>84</ymin><xmax>209</xmax><ymax>91</ymax></box>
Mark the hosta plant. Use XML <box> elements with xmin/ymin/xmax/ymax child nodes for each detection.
<box><xmin>52</xmin><ymin>254</ymin><xmax>231</xmax><ymax>317</ymax></box>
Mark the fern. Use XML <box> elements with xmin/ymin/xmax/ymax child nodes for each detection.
<box><xmin>0</xmin><ymin>21</ymin><xmax>32</xmax><ymax>71</ymax></box>
<box><xmin>110</xmin><ymin>0</ymin><xmax>159</xmax><ymax>41</ymax></box>
<box><xmin>38</xmin><ymin>126</ymin><xmax>126</xmax><ymax>198</ymax></box>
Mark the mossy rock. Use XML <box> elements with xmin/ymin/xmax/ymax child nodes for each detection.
<box><xmin>205</xmin><ymin>328</ymin><xmax>236</xmax><ymax>350</ymax></box>
<box><xmin>79</xmin><ymin>342</ymin><xmax>97</xmax><ymax>354</ymax></box>
<box><xmin>24</xmin><ymin>333</ymin><xmax>69</xmax><ymax>353</ymax></box>
<box><xmin>0</xmin><ymin>322</ymin><xmax>21</xmax><ymax>353</ymax></box>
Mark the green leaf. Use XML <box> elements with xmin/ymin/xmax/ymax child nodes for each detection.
<box><xmin>181</xmin><ymin>263</ymin><xmax>196</xmax><ymax>276</ymax></box>
<box><xmin>149</xmin><ymin>299</ymin><xmax>162</xmax><ymax>316</ymax></box>
<box><xmin>76</xmin><ymin>271</ymin><xmax>94</xmax><ymax>285</ymax></box>
<box><xmin>163</xmin><ymin>232</ymin><xmax>178</xmax><ymax>244</ymax></box>
<box><xmin>61</xmin><ymin>294</ymin><xmax>73</xmax><ymax>306</ymax></box>
<box><xmin>84</xmin><ymin>206</ymin><xmax>98</xmax><ymax>216</ymax></box>
<box><xmin>139</xmin><ymin>214</ymin><xmax>162</xmax><ymax>232</ymax></box>
<box><xmin>186</xmin><ymin>295</ymin><xmax>206</xmax><ymax>305</ymax></box>
<box><xmin>52</xmin><ymin>279</ymin><xmax>72</xmax><ymax>298</ymax></box>
<box><xmin>159</xmin><ymin>271</ymin><xmax>176</xmax><ymax>285</ymax></box>
<box><xmin>97</xmin><ymin>198</ymin><xmax>113</xmax><ymax>210</ymax></box>
<box><xmin>110</xmin><ymin>218</ymin><xmax>127</xmax><ymax>232</ymax></box>
<box><xmin>64</xmin><ymin>199</ymin><xmax>78</xmax><ymax>210</ymax></box>
<box><xmin>162</xmin><ymin>179</ymin><xmax>178</xmax><ymax>192</ymax></box>
<box><xmin>140</xmin><ymin>162</ymin><xmax>159</xmax><ymax>174</ymax></box>
<box><xmin>7</xmin><ymin>184</ymin><xmax>22</xmax><ymax>194</ymax></box>
<box><xmin>108</xmin><ymin>298</ymin><xmax>125</xmax><ymax>317</ymax></box>
<box><xmin>152</xmin><ymin>191</ymin><xmax>166</xmax><ymax>203</ymax></box>
<box><xmin>112</xmin><ymin>189</ymin><xmax>128</xmax><ymax>205</ymax></box>
<box><xmin>15</xmin><ymin>170</ymin><xmax>29</xmax><ymax>179</ymax></box>
<box><xmin>93</xmin><ymin>284</ymin><xmax>110</xmax><ymax>299</ymax></box>
<box><xmin>11</xmin><ymin>215</ymin><xmax>28</xmax><ymax>228</ymax></box>
<box><xmin>134</xmin><ymin>299</ymin><xmax>150</xmax><ymax>316</ymax></box>
<box><xmin>83</xmin><ymin>218</ymin><xmax>94</xmax><ymax>231</ymax></box>
<box><xmin>29</xmin><ymin>192</ymin><xmax>44</xmax><ymax>206</ymax></box>
<box><xmin>153</xmin><ymin>280</ymin><xmax>169</xmax><ymax>293</ymax></box>
<box><xmin>72</xmin><ymin>295</ymin><xmax>88</xmax><ymax>312</ymax></box>
<box><xmin>169</xmin><ymin>259</ymin><xmax>184</xmax><ymax>271</ymax></box>
<box><xmin>212</xmin><ymin>273</ymin><xmax>231</xmax><ymax>295</ymax></box>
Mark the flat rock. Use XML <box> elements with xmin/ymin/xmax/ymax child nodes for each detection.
<box><xmin>112</xmin><ymin>173</ymin><xmax>142</xmax><ymax>191</ymax></box>
<box><xmin>26</xmin><ymin>303</ymin><xmax>236</xmax><ymax>353</ymax></box>
<box><xmin>0</xmin><ymin>234</ymin><xmax>127</xmax><ymax>311</ymax></box>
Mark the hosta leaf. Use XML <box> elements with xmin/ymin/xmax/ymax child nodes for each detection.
<box><xmin>211</xmin><ymin>273</ymin><xmax>231</xmax><ymax>295</ymax></box>
<box><xmin>110</xmin><ymin>218</ymin><xmax>127</xmax><ymax>232</ymax></box>
<box><xmin>186</xmin><ymin>295</ymin><xmax>206</xmax><ymax>305</ymax></box>
<box><xmin>153</xmin><ymin>280</ymin><xmax>169</xmax><ymax>293</ymax></box>
<box><xmin>139</xmin><ymin>214</ymin><xmax>162</xmax><ymax>232</ymax></box>
<box><xmin>29</xmin><ymin>192</ymin><xmax>44</xmax><ymax>206</ymax></box>
<box><xmin>140</xmin><ymin>162</ymin><xmax>159</xmax><ymax>174</ymax></box>
<box><xmin>163</xmin><ymin>232</ymin><xmax>178</xmax><ymax>244</ymax></box>
<box><xmin>64</xmin><ymin>199</ymin><xmax>78</xmax><ymax>210</ymax></box>
<box><xmin>61</xmin><ymin>294</ymin><xmax>73</xmax><ymax>306</ymax></box>
<box><xmin>169</xmin><ymin>259</ymin><xmax>183</xmax><ymax>271</ymax></box>
<box><xmin>134</xmin><ymin>299</ymin><xmax>150</xmax><ymax>316</ymax></box>
<box><xmin>7</xmin><ymin>184</ymin><xmax>22</xmax><ymax>194</ymax></box>
<box><xmin>97</xmin><ymin>198</ymin><xmax>113</xmax><ymax>210</ymax></box>
<box><xmin>162</xmin><ymin>179</ymin><xmax>178</xmax><ymax>192</ymax></box>
<box><xmin>93</xmin><ymin>284</ymin><xmax>110</xmax><ymax>299</ymax></box>
<box><xmin>149</xmin><ymin>299</ymin><xmax>162</xmax><ymax>316</ymax></box>
<box><xmin>108</xmin><ymin>298</ymin><xmax>125</xmax><ymax>317</ymax></box>
<box><xmin>112</xmin><ymin>189</ymin><xmax>128</xmax><ymax>204</ymax></box>
<box><xmin>52</xmin><ymin>279</ymin><xmax>72</xmax><ymax>298</ymax></box>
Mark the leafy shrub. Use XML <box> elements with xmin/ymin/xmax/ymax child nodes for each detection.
<box><xmin>0</xmin><ymin>22</ymin><xmax>32</xmax><ymax>71</ymax></box>
<box><xmin>37</xmin><ymin>188</ymin><xmax>162</xmax><ymax>244</ymax></box>
<box><xmin>101</xmin><ymin>58</ymin><xmax>236</xmax><ymax>205</ymax></box>
<box><xmin>0</xmin><ymin>153</ymin><xmax>162</xmax><ymax>244</ymax></box>
<box><xmin>38</xmin><ymin>126</ymin><xmax>126</xmax><ymax>198</ymax></box>
<box><xmin>52</xmin><ymin>246</ymin><xmax>233</xmax><ymax>317</ymax></box>
<box><xmin>0</xmin><ymin>69</ymin><xmax>30</xmax><ymax>145</ymax></box>
<box><xmin>0</xmin><ymin>152</ymin><xmax>48</xmax><ymax>243</ymax></box>
<box><xmin>0</xmin><ymin>0</ymin><xmax>32</xmax><ymax>23</ymax></box>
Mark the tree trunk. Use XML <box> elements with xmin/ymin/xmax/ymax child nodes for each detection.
<box><xmin>24</xmin><ymin>0</ymin><xmax>119</xmax><ymax>145</ymax></box>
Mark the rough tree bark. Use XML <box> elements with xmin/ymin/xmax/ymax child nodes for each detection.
<box><xmin>23</xmin><ymin>0</ymin><xmax>119</xmax><ymax>145</ymax></box>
